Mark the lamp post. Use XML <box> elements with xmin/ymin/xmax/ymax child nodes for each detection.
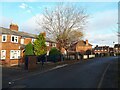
<box><xmin>113</xmin><ymin>42</ymin><xmax>115</xmax><ymax>56</ymax></box>
<box><xmin>101</xmin><ymin>40</ymin><xmax>104</xmax><ymax>57</ymax></box>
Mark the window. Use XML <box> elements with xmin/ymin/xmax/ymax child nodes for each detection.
<box><xmin>32</xmin><ymin>38</ymin><xmax>36</xmax><ymax>43</ymax></box>
<box><xmin>2</xmin><ymin>35</ymin><xmax>7</xmax><ymax>42</ymax></box>
<box><xmin>21</xmin><ymin>39</ymin><xmax>24</xmax><ymax>44</ymax></box>
<box><xmin>1</xmin><ymin>50</ymin><xmax>6</xmax><ymax>59</ymax></box>
<box><xmin>10</xmin><ymin>50</ymin><xmax>21</xmax><ymax>59</ymax></box>
<box><xmin>52</xmin><ymin>43</ymin><xmax>56</xmax><ymax>47</ymax></box>
<box><xmin>45</xmin><ymin>42</ymin><xmax>49</xmax><ymax>46</ymax></box>
<box><xmin>11</xmin><ymin>35</ymin><xmax>18</xmax><ymax>43</ymax></box>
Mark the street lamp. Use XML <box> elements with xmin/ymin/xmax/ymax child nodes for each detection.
<box><xmin>113</xmin><ymin>42</ymin><xmax>115</xmax><ymax>56</ymax></box>
<box><xmin>101</xmin><ymin>40</ymin><xmax>104</xmax><ymax>57</ymax></box>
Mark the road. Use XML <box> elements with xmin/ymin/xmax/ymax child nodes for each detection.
<box><xmin>5</xmin><ymin>56</ymin><xmax>118</xmax><ymax>88</ymax></box>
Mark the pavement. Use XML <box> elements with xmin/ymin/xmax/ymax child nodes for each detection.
<box><xmin>2</xmin><ymin>56</ymin><xmax>119</xmax><ymax>88</ymax></box>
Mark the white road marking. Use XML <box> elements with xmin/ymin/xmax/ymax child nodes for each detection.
<box><xmin>49</xmin><ymin>64</ymin><xmax>68</xmax><ymax>71</ymax></box>
<box><xmin>97</xmin><ymin>63</ymin><xmax>110</xmax><ymax>88</ymax></box>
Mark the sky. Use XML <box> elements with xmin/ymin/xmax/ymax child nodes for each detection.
<box><xmin>0</xmin><ymin>0</ymin><xmax>119</xmax><ymax>47</ymax></box>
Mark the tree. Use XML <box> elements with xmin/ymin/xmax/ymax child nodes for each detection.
<box><xmin>33</xmin><ymin>33</ymin><xmax>47</xmax><ymax>56</ymax></box>
<box><xmin>37</xmin><ymin>3</ymin><xmax>88</xmax><ymax>50</ymax></box>
<box><xmin>25</xmin><ymin>42</ymin><xmax>34</xmax><ymax>56</ymax></box>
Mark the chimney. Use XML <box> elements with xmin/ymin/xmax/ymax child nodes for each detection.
<box><xmin>86</xmin><ymin>39</ymin><xmax>88</xmax><ymax>46</ymax></box>
<box><xmin>40</xmin><ymin>32</ymin><xmax>46</xmax><ymax>38</ymax></box>
<box><xmin>10</xmin><ymin>23</ymin><xmax>18</xmax><ymax>31</ymax></box>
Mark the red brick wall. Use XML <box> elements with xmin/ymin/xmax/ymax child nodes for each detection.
<box><xmin>0</xmin><ymin>35</ymin><xmax>21</xmax><ymax>66</ymax></box>
<box><xmin>10</xmin><ymin>24</ymin><xmax>18</xmax><ymax>31</ymax></box>
<box><xmin>0</xmin><ymin>35</ymin><xmax>33</xmax><ymax>66</ymax></box>
<box><xmin>24</xmin><ymin>38</ymin><xmax>32</xmax><ymax>45</ymax></box>
<box><xmin>76</xmin><ymin>44</ymin><xmax>92</xmax><ymax>53</ymax></box>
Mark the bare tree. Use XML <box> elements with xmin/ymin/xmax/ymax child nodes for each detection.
<box><xmin>37</xmin><ymin>3</ymin><xmax>88</xmax><ymax>50</ymax></box>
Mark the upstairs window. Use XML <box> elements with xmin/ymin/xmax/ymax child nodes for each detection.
<box><xmin>1</xmin><ymin>50</ymin><xmax>6</xmax><ymax>60</ymax></box>
<box><xmin>32</xmin><ymin>38</ymin><xmax>36</xmax><ymax>43</ymax></box>
<box><xmin>11</xmin><ymin>35</ymin><xmax>18</xmax><ymax>43</ymax></box>
<box><xmin>21</xmin><ymin>38</ymin><xmax>24</xmax><ymax>44</ymax></box>
<box><xmin>52</xmin><ymin>43</ymin><xmax>56</xmax><ymax>47</ymax></box>
<box><xmin>2</xmin><ymin>35</ymin><xmax>7</xmax><ymax>42</ymax></box>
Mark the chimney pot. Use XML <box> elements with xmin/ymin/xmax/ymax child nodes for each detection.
<box><xmin>10</xmin><ymin>23</ymin><xmax>18</xmax><ymax>31</ymax></box>
<box><xmin>40</xmin><ymin>32</ymin><xmax>46</xmax><ymax>38</ymax></box>
<box><xmin>86</xmin><ymin>39</ymin><xmax>88</xmax><ymax>46</ymax></box>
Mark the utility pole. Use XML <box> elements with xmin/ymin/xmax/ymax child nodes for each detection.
<box><xmin>101</xmin><ymin>40</ymin><xmax>104</xmax><ymax>57</ymax></box>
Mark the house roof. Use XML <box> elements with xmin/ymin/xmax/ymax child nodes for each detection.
<box><xmin>72</xmin><ymin>40</ymin><xmax>92</xmax><ymax>46</ymax></box>
<box><xmin>46</xmin><ymin>37</ymin><xmax>56</xmax><ymax>43</ymax></box>
<box><xmin>114</xmin><ymin>44</ymin><xmax>120</xmax><ymax>48</ymax></box>
<box><xmin>1</xmin><ymin>27</ymin><xmax>56</xmax><ymax>43</ymax></box>
<box><xmin>1</xmin><ymin>27</ymin><xmax>37</xmax><ymax>38</ymax></box>
<box><xmin>94</xmin><ymin>46</ymin><xmax>109</xmax><ymax>50</ymax></box>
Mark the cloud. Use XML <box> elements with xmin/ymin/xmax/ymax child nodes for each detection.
<box><xmin>0</xmin><ymin>16</ymin><xmax>12</xmax><ymax>28</ymax></box>
<box><xmin>19</xmin><ymin>3</ymin><xmax>32</xmax><ymax>13</ymax></box>
<box><xmin>0</xmin><ymin>14</ymin><xmax>43</xmax><ymax>35</ymax></box>
<box><xmin>19</xmin><ymin>3</ymin><xmax>28</xmax><ymax>9</ymax></box>
<box><xmin>20</xmin><ymin>14</ymin><xmax>43</xmax><ymax>34</ymax></box>
<box><xmin>26</xmin><ymin>10</ymin><xmax>31</xmax><ymax>13</ymax></box>
<box><xmin>87</xmin><ymin>33</ymin><xmax>118</xmax><ymax>47</ymax></box>
<box><xmin>20</xmin><ymin>9</ymin><xmax>119</xmax><ymax>46</ymax></box>
<box><xmin>84</xmin><ymin>9</ymin><xmax>118</xmax><ymax>47</ymax></box>
<box><xmin>86</xmin><ymin>9</ymin><xmax>118</xmax><ymax>33</ymax></box>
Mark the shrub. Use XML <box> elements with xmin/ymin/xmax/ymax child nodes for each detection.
<box><xmin>48</xmin><ymin>47</ymin><xmax>61</xmax><ymax>62</ymax></box>
<box><xmin>49</xmin><ymin>47</ymin><xmax>61</xmax><ymax>55</ymax></box>
<box><xmin>25</xmin><ymin>42</ymin><xmax>34</xmax><ymax>56</ymax></box>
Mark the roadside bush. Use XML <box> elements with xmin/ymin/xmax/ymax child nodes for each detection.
<box><xmin>48</xmin><ymin>47</ymin><xmax>61</xmax><ymax>62</ymax></box>
<box><xmin>49</xmin><ymin>47</ymin><xmax>61</xmax><ymax>55</ymax></box>
<box><xmin>25</xmin><ymin>42</ymin><xmax>34</xmax><ymax>56</ymax></box>
<box><xmin>24</xmin><ymin>42</ymin><xmax>34</xmax><ymax>70</ymax></box>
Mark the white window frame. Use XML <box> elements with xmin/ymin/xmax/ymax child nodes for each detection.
<box><xmin>2</xmin><ymin>35</ymin><xmax>7</xmax><ymax>42</ymax></box>
<box><xmin>10</xmin><ymin>50</ymin><xmax>21</xmax><ymax>59</ymax></box>
<box><xmin>1</xmin><ymin>50</ymin><xmax>6</xmax><ymax>60</ymax></box>
<box><xmin>11</xmin><ymin>35</ymin><xmax>18</xmax><ymax>43</ymax></box>
<box><xmin>52</xmin><ymin>43</ymin><xmax>56</xmax><ymax>47</ymax></box>
<box><xmin>45</xmin><ymin>42</ymin><xmax>49</xmax><ymax>46</ymax></box>
<box><xmin>32</xmin><ymin>38</ymin><xmax>36</xmax><ymax>43</ymax></box>
<box><xmin>21</xmin><ymin>38</ymin><xmax>24</xmax><ymax>44</ymax></box>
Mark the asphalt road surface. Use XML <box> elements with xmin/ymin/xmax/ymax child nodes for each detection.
<box><xmin>6</xmin><ymin>56</ymin><xmax>118</xmax><ymax>88</ymax></box>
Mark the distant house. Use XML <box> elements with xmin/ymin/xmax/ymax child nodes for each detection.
<box><xmin>114</xmin><ymin>44</ymin><xmax>120</xmax><ymax>55</ymax></box>
<box><xmin>94</xmin><ymin>45</ymin><xmax>110</xmax><ymax>56</ymax></box>
<box><xmin>69</xmin><ymin>40</ymin><xmax>92</xmax><ymax>54</ymax></box>
<box><xmin>0</xmin><ymin>24</ymin><xmax>57</xmax><ymax>66</ymax></box>
<box><xmin>109</xmin><ymin>47</ymin><xmax>114</xmax><ymax>56</ymax></box>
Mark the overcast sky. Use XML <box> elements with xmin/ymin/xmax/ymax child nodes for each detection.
<box><xmin>0</xmin><ymin>0</ymin><xmax>119</xmax><ymax>47</ymax></box>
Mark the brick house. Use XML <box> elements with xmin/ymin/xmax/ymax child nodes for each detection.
<box><xmin>0</xmin><ymin>24</ymin><xmax>57</xmax><ymax>66</ymax></box>
<box><xmin>0</xmin><ymin>24</ymin><xmax>37</xmax><ymax>66</ymax></box>
<box><xmin>69</xmin><ymin>40</ymin><xmax>92</xmax><ymax>54</ymax></box>
<box><xmin>94</xmin><ymin>45</ymin><xmax>110</xmax><ymax>56</ymax></box>
<box><xmin>114</xmin><ymin>44</ymin><xmax>120</xmax><ymax>55</ymax></box>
